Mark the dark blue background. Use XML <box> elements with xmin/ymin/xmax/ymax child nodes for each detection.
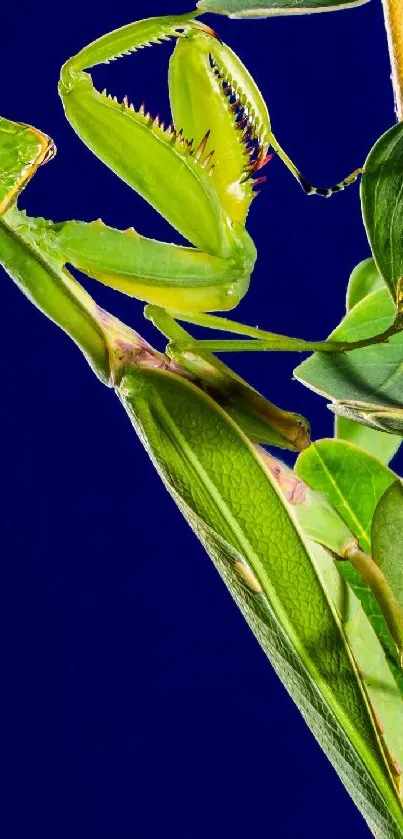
<box><xmin>0</xmin><ymin>2</ymin><xmax>399</xmax><ymax>836</ymax></box>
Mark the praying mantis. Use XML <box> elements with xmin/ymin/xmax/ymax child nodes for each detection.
<box><xmin>2</xmin><ymin>12</ymin><xmax>403</xmax><ymax>837</ymax></box>
<box><xmin>2</xmin><ymin>10</ymin><xmax>381</xmax><ymax>363</ymax></box>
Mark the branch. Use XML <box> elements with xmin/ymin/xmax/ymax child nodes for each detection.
<box><xmin>382</xmin><ymin>0</ymin><xmax>403</xmax><ymax>121</ymax></box>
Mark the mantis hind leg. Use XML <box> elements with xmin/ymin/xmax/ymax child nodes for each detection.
<box><xmin>157</xmin><ymin>308</ymin><xmax>399</xmax><ymax>355</ymax></box>
<box><xmin>271</xmin><ymin>134</ymin><xmax>363</xmax><ymax>197</ymax></box>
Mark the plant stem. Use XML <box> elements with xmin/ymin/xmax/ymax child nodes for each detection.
<box><xmin>343</xmin><ymin>543</ymin><xmax>403</xmax><ymax>668</ymax></box>
<box><xmin>381</xmin><ymin>0</ymin><xmax>403</xmax><ymax>121</ymax></box>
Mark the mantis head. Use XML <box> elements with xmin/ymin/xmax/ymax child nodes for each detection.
<box><xmin>58</xmin><ymin>13</ymin><xmax>271</xmax><ymax>258</ymax></box>
<box><xmin>0</xmin><ymin>117</ymin><xmax>55</xmax><ymax>216</ymax></box>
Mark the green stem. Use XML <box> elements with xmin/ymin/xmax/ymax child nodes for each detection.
<box><xmin>343</xmin><ymin>544</ymin><xmax>403</xmax><ymax>668</ymax></box>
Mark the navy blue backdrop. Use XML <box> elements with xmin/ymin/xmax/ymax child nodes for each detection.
<box><xmin>1</xmin><ymin>2</ymin><xmax>399</xmax><ymax>837</ymax></box>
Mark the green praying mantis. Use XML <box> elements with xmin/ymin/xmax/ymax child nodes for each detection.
<box><xmin>2</xmin><ymin>11</ymin><xmax>403</xmax><ymax>837</ymax></box>
<box><xmin>2</xmin><ymin>9</ymin><xmax>393</xmax><ymax>363</ymax></box>
<box><xmin>2</xmin><ymin>3</ymin><xmax>403</xmax><ymax>670</ymax></box>
<box><xmin>2</xmin><ymin>4</ymin><xmax>403</xmax><ymax>656</ymax></box>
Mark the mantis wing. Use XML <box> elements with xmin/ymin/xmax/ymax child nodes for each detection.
<box><xmin>119</xmin><ymin>365</ymin><xmax>403</xmax><ymax>837</ymax></box>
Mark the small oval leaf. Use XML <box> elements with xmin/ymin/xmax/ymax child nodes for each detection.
<box><xmin>295</xmin><ymin>439</ymin><xmax>395</xmax><ymax>554</ymax></box>
<box><xmin>362</xmin><ymin>122</ymin><xmax>403</xmax><ymax>303</ymax></box>
<box><xmin>347</xmin><ymin>258</ymin><xmax>384</xmax><ymax>312</ymax></box>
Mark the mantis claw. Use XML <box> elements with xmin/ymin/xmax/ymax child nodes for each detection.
<box><xmin>189</xmin><ymin>21</ymin><xmax>223</xmax><ymax>42</ymax></box>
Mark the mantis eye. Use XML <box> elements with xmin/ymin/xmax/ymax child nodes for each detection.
<box><xmin>40</xmin><ymin>140</ymin><xmax>57</xmax><ymax>165</ymax></box>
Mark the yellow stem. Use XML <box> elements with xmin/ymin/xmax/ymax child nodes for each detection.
<box><xmin>381</xmin><ymin>0</ymin><xmax>403</xmax><ymax>121</ymax></box>
<box><xmin>343</xmin><ymin>544</ymin><xmax>403</xmax><ymax>667</ymax></box>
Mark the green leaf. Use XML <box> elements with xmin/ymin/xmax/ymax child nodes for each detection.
<box><xmin>339</xmin><ymin>558</ymin><xmax>403</xmax><ymax>694</ymax></box>
<box><xmin>335</xmin><ymin>260</ymin><xmax>401</xmax><ymax>461</ymax></box>
<box><xmin>294</xmin><ymin>287</ymin><xmax>403</xmax><ymax>435</ymax></box>
<box><xmin>361</xmin><ymin>122</ymin><xmax>403</xmax><ymax>303</ymax></box>
<box><xmin>256</xmin><ymin>445</ymin><xmax>402</xmax><ymax>685</ymax></box>
<box><xmin>254</xmin><ymin>448</ymin><xmax>403</xmax><ymax>683</ymax></box>
<box><xmin>347</xmin><ymin>258</ymin><xmax>385</xmax><ymax>311</ymax></box>
<box><xmin>373</xmin><ymin>481</ymin><xmax>403</xmax><ymax>616</ymax></box>
<box><xmin>295</xmin><ymin>439</ymin><xmax>403</xmax><ymax>683</ymax></box>
<box><xmin>295</xmin><ymin>440</ymin><xmax>395</xmax><ymax>554</ymax></box>
<box><xmin>336</xmin><ymin>261</ymin><xmax>401</xmax><ymax>462</ymax></box>
<box><xmin>196</xmin><ymin>0</ymin><xmax>368</xmax><ymax>17</ymax></box>
<box><xmin>334</xmin><ymin>403</ymin><xmax>403</xmax><ymax>435</ymax></box>
<box><xmin>336</xmin><ymin>416</ymin><xmax>401</xmax><ymax>464</ymax></box>
<box><xmin>119</xmin><ymin>367</ymin><xmax>403</xmax><ymax>836</ymax></box>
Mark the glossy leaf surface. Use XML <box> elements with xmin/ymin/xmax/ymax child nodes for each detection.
<box><xmin>295</xmin><ymin>287</ymin><xmax>403</xmax><ymax>434</ymax></box>
<box><xmin>295</xmin><ymin>440</ymin><xmax>403</xmax><ymax>683</ymax></box>
<box><xmin>337</xmin><ymin>261</ymin><xmax>401</xmax><ymax>460</ymax></box>
<box><xmin>196</xmin><ymin>0</ymin><xmax>368</xmax><ymax>16</ymax></box>
<box><xmin>295</xmin><ymin>440</ymin><xmax>395</xmax><ymax>554</ymax></box>
<box><xmin>362</xmin><ymin>122</ymin><xmax>403</xmax><ymax>302</ymax></box>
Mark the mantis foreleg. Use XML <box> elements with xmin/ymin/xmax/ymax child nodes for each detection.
<box><xmin>52</xmin><ymin>11</ymin><xmax>367</xmax><ymax>340</ymax></box>
<box><xmin>39</xmin><ymin>218</ymin><xmax>254</xmax><ymax>314</ymax></box>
